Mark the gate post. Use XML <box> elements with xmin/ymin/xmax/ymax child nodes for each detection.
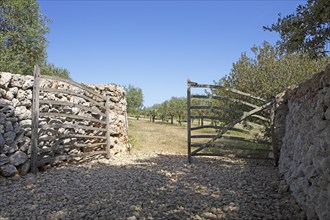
<box><xmin>187</xmin><ymin>80</ymin><xmax>192</xmax><ymax>163</ymax></box>
<box><xmin>105</xmin><ymin>95</ymin><xmax>111</xmax><ymax>159</ymax></box>
<box><xmin>270</xmin><ymin>96</ymin><xmax>279</xmax><ymax>166</ymax></box>
<box><xmin>31</xmin><ymin>65</ymin><xmax>40</xmax><ymax>173</ymax></box>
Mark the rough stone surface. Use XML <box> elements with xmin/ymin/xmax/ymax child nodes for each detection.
<box><xmin>0</xmin><ymin>163</ymin><xmax>17</xmax><ymax>177</ymax></box>
<box><xmin>0</xmin><ymin>154</ymin><xmax>9</xmax><ymax>166</ymax></box>
<box><xmin>0</xmin><ymin>154</ymin><xmax>304</xmax><ymax>219</ymax></box>
<box><xmin>276</xmin><ymin>64</ymin><xmax>330</xmax><ymax>220</ymax></box>
<box><xmin>9</xmin><ymin>151</ymin><xmax>28</xmax><ymax>166</ymax></box>
<box><xmin>0</xmin><ymin>72</ymin><xmax>129</xmax><ymax>177</ymax></box>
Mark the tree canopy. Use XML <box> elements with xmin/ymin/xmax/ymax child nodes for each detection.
<box><xmin>125</xmin><ymin>84</ymin><xmax>144</xmax><ymax>114</ymax></box>
<box><xmin>221</xmin><ymin>41</ymin><xmax>330</xmax><ymax>99</ymax></box>
<box><xmin>0</xmin><ymin>0</ymin><xmax>70</xmax><ymax>78</ymax></box>
<box><xmin>264</xmin><ymin>0</ymin><xmax>330</xmax><ymax>57</ymax></box>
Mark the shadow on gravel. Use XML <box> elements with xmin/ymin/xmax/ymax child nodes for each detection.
<box><xmin>0</xmin><ymin>154</ymin><xmax>304</xmax><ymax>219</ymax></box>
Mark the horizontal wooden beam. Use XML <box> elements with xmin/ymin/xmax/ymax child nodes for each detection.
<box><xmin>191</xmin><ymin>135</ymin><xmax>272</xmax><ymax>145</ymax></box>
<box><xmin>190</xmin><ymin>143</ymin><xmax>271</xmax><ymax>152</ymax></box>
<box><xmin>40</xmin><ymin>100</ymin><xmax>106</xmax><ymax>117</ymax></box>
<box><xmin>40</xmin><ymin>88</ymin><xmax>105</xmax><ymax>109</ymax></box>
<box><xmin>40</xmin><ymin>112</ymin><xmax>106</xmax><ymax>125</ymax></box>
<box><xmin>191</xmin><ymin>94</ymin><xmax>259</xmax><ymax>109</ymax></box>
<box><xmin>39</xmin><ymin>134</ymin><xmax>106</xmax><ymax>141</ymax></box>
<box><xmin>39</xmin><ymin>123</ymin><xmax>106</xmax><ymax>132</ymax></box>
<box><xmin>187</xmin><ymin>82</ymin><xmax>266</xmax><ymax>102</ymax></box>
<box><xmin>190</xmin><ymin>115</ymin><xmax>235</xmax><ymax>122</ymax></box>
<box><xmin>190</xmin><ymin>125</ymin><xmax>249</xmax><ymax>133</ymax></box>
<box><xmin>40</xmin><ymin>75</ymin><xmax>105</xmax><ymax>100</ymax></box>
<box><xmin>37</xmin><ymin>150</ymin><xmax>107</xmax><ymax>166</ymax></box>
<box><xmin>190</xmin><ymin>105</ymin><xmax>243</xmax><ymax>114</ymax></box>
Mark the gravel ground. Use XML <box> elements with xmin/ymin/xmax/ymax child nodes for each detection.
<box><xmin>0</xmin><ymin>153</ymin><xmax>305</xmax><ymax>220</ymax></box>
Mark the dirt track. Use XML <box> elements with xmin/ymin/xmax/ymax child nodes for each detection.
<box><xmin>0</xmin><ymin>152</ymin><xmax>304</xmax><ymax>219</ymax></box>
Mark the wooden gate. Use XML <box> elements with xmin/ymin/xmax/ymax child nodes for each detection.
<box><xmin>187</xmin><ymin>80</ymin><xmax>278</xmax><ymax>165</ymax></box>
<box><xmin>30</xmin><ymin>65</ymin><xmax>112</xmax><ymax>173</ymax></box>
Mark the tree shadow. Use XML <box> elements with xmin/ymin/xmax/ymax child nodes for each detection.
<box><xmin>0</xmin><ymin>154</ymin><xmax>304</xmax><ymax>219</ymax></box>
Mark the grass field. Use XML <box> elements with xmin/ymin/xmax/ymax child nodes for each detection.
<box><xmin>128</xmin><ymin>118</ymin><xmax>272</xmax><ymax>159</ymax></box>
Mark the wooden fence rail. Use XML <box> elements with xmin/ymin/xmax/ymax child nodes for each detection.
<box><xmin>187</xmin><ymin>80</ymin><xmax>279</xmax><ymax>165</ymax></box>
<box><xmin>31</xmin><ymin>65</ymin><xmax>112</xmax><ymax>173</ymax></box>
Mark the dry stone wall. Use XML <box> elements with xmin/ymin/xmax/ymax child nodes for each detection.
<box><xmin>0</xmin><ymin>72</ymin><xmax>129</xmax><ymax>177</ymax></box>
<box><xmin>275</xmin><ymin>65</ymin><xmax>330</xmax><ymax>220</ymax></box>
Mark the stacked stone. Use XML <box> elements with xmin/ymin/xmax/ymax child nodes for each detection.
<box><xmin>0</xmin><ymin>72</ymin><xmax>129</xmax><ymax>177</ymax></box>
<box><xmin>276</xmin><ymin>65</ymin><xmax>330</xmax><ymax>220</ymax></box>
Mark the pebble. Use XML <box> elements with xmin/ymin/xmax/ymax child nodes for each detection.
<box><xmin>0</xmin><ymin>153</ymin><xmax>305</xmax><ymax>219</ymax></box>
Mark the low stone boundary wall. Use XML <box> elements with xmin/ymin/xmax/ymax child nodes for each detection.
<box><xmin>275</xmin><ymin>65</ymin><xmax>330</xmax><ymax>220</ymax></box>
<box><xmin>0</xmin><ymin>72</ymin><xmax>129</xmax><ymax>177</ymax></box>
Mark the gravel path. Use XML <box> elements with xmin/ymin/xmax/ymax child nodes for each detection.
<box><xmin>0</xmin><ymin>153</ymin><xmax>304</xmax><ymax>219</ymax></box>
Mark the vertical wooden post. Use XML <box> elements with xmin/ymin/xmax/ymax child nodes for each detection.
<box><xmin>31</xmin><ymin>65</ymin><xmax>40</xmax><ymax>173</ymax></box>
<box><xmin>187</xmin><ymin>80</ymin><xmax>192</xmax><ymax>163</ymax></box>
<box><xmin>270</xmin><ymin>96</ymin><xmax>279</xmax><ymax>166</ymax></box>
<box><xmin>105</xmin><ymin>96</ymin><xmax>111</xmax><ymax>159</ymax></box>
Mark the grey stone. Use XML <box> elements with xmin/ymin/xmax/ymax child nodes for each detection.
<box><xmin>22</xmin><ymin>77</ymin><xmax>34</xmax><ymax>89</ymax></box>
<box><xmin>5</xmin><ymin>121</ymin><xmax>13</xmax><ymax>132</ymax></box>
<box><xmin>0</xmin><ymin>133</ymin><xmax>5</xmax><ymax>146</ymax></box>
<box><xmin>16</xmin><ymin>90</ymin><xmax>27</xmax><ymax>101</ymax></box>
<box><xmin>0</xmin><ymin>113</ymin><xmax>6</xmax><ymax>124</ymax></box>
<box><xmin>10</xmin><ymin>74</ymin><xmax>25</xmax><ymax>88</ymax></box>
<box><xmin>18</xmin><ymin>159</ymin><xmax>30</xmax><ymax>175</ymax></box>
<box><xmin>4</xmin><ymin>131</ymin><xmax>16</xmax><ymax>145</ymax></box>
<box><xmin>0</xmin><ymin>164</ymin><xmax>17</xmax><ymax>177</ymax></box>
<box><xmin>9</xmin><ymin>151</ymin><xmax>28</xmax><ymax>166</ymax></box>
<box><xmin>19</xmin><ymin>119</ymin><xmax>32</xmax><ymax>127</ymax></box>
<box><xmin>0</xmin><ymin>154</ymin><xmax>9</xmax><ymax>165</ymax></box>
<box><xmin>0</xmin><ymin>72</ymin><xmax>12</xmax><ymax>88</ymax></box>
<box><xmin>14</xmin><ymin>106</ymin><xmax>31</xmax><ymax>120</ymax></box>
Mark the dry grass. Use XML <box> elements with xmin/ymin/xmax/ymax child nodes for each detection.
<box><xmin>128</xmin><ymin>118</ymin><xmax>271</xmax><ymax>159</ymax></box>
<box><xmin>128</xmin><ymin>119</ymin><xmax>187</xmax><ymax>155</ymax></box>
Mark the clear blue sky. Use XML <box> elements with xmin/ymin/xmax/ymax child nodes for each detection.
<box><xmin>38</xmin><ymin>0</ymin><xmax>305</xmax><ymax>107</ymax></box>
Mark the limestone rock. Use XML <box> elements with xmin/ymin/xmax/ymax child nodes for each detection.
<box><xmin>0</xmin><ymin>72</ymin><xmax>12</xmax><ymax>88</ymax></box>
<box><xmin>0</xmin><ymin>153</ymin><xmax>9</xmax><ymax>165</ymax></box>
<box><xmin>9</xmin><ymin>151</ymin><xmax>28</xmax><ymax>166</ymax></box>
<box><xmin>4</xmin><ymin>131</ymin><xmax>16</xmax><ymax>145</ymax></box>
<box><xmin>18</xmin><ymin>159</ymin><xmax>30</xmax><ymax>175</ymax></box>
<box><xmin>0</xmin><ymin>163</ymin><xmax>17</xmax><ymax>177</ymax></box>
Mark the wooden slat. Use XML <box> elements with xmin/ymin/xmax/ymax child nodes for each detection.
<box><xmin>190</xmin><ymin>105</ymin><xmax>243</xmax><ymax>114</ymax></box>
<box><xmin>190</xmin><ymin>143</ymin><xmax>271</xmax><ymax>152</ymax></box>
<box><xmin>190</xmin><ymin>115</ymin><xmax>235</xmax><ymax>122</ymax></box>
<box><xmin>40</xmin><ymin>112</ymin><xmax>106</xmax><ymax>125</ymax></box>
<box><xmin>251</xmin><ymin>114</ymin><xmax>270</xmax><ymax>122</ymax></box>
<box><xmin>191</xmin><ymin>101</ymin><xmax>273</xmax><ymax>155</ymax></box>
<box><xmin>39</xmin><ymin>134</ymin><xmax>106</xmax><ymax>141</ymax></box>
<box><xmin>39</xmin><ymin>123</ymin><xmax>106</xmax><ymax>132</ymax></box>
<box><xmin>191</xmin><ymin>152</ymin><xmax>272</xmax><ymax>160</ymax></box>
<box><xmin>40</xmin><ymin>88</ymin><xmax>105</xmax><ymax>109</ymax></box>
<box><xmin>187</xmin><ymin>82</ymin><xmax>266</xmax><ymax>102</ymax></box>
<box><xmin>31</xmin><ymin>65</ymin><xmax>40</xmax><ymax>174</ymax></box>
<box><xmin>40</xmin><ymin>100</ymin><xmax>106</xmax><ymax>117</ymax></box>
<box><xmin>270</xmin><ymin>96</ymin><xmax>279</xmax><ymax>166</ymax></box>
<box><xmin>105</xmin><ymin>96</ymin><xmax>111</xmax><ymax>159</ymax></box>
<box><xmin>40</xmin><ymin>75</ymin><xmax>105</xmax><ymax>100</ymax></box>
<box><xmin>191</xmin><ymin>94</ymin><xmax>259</xmax><ymax>109</ymax></box>
<box><xmin>37</xmin><ymin>151</ymin><xmax>107</xmax><ymax>166</ymax></box>
<box><xmin>187</xmin><ymin>81</ymin><xmax>192</xmax><ymax>163</ymax></box>
<box><xmin>190</xmin><ymin>125</ymin><xmax>249</xmax><ymax>134</ymax></box>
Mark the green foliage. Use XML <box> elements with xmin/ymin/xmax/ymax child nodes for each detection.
<box><xmin>0</xmin><ymin>0</ymin><xmax>71</xmax><ymax>78</ymax></box>
<box><xmin>143</xmin><ymin>97</ymin><xmax>187</xmax><ymax>125</ymax></box>
<box><xmin>125</xmin><ymin>84</ymin><xmax>144</xmax><ymax>114</ymax></box>
<box><xmin>222</xmin><ymin>41</ymin><xmax>330</xmax><ymax>99</ymax></box>
<box><xmin>264</xmin><ymin>0</ymin><xmax>330</xmax><ymax>57</ymax></box>
<box><xmin>40</xmin><ymin>63</ymin><xmax>71</xmax><ymax>79</ymax></box>
<box><xmin>0</xmin><ymin>0</ymin><xmax>49</xmax><ymax>74</ymax></box>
